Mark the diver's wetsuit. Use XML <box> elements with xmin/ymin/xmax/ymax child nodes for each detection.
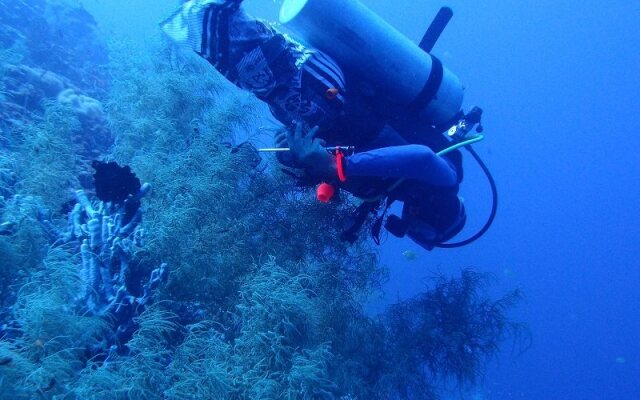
<box><xmin>161</xmin><ymin>0</ymin><xmax>465</xmax><ymax>249</ymax></box>
<box><xmin>161</xmin><ymin>0</ymin><xmax>345</xmax><ymax>130</ymax></box>
<box><xmin>333</xmin><ymin>125</ymin><xmax>465</xmax><ymax>249</ymax></box>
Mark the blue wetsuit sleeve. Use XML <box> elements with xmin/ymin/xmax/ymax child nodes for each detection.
<box><xmin>344</xmin><ymin>145</ymin><xmax>458</xmax><ymax>187</ymax></box>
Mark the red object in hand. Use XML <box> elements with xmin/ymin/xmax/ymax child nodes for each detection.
<box><xmin>316</xmin><ymin>182</ymin><xmax>335</xmax><ymax>203</ymax></box>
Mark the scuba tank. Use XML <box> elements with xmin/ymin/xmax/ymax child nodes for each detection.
<box><xmin>279</xmin><ymin>0</ymin><xmax>464</xmax><ymax>126</ymax></box>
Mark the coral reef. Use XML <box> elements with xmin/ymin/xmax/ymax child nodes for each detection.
<box><xmin>66</xmin><ymin>183</ymin><xmax>168</xmax><ymax>357</ymax></box>
<box><xmin>0</xmin><ymin>2</ymin><xmax>524</xmax><ymax>398</ymax></box>
<box><xmin>0</xmin><ymin>0</ymin><xmax>109</xmax><ymax>96</ymax></box>
<box><xmin>0</xmin><ymin>0</ymin><xmax>112</xmax><ymax>157</ymax></box>
<box><xmin>0</xmin><ymin>183</ymin><xmax>170</xmax><ymax>398</ymax></box>
<box><xmin>0</xmin><ymin>195</ymin><xmax>49</xmax><ymax>315</ymax></box>
<box><xmin>380</xmin><ymin>270</ymin><xmax>528</xmax><ymax>397</ymax></box>
<box><xmin>5</xmin><ymin>101</ymin><xmax>84</xmax><ymax>210</ymax></box>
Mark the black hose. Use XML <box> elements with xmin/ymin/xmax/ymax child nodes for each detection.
<box><xmin>435</xmin><ymin>145</ymin><xmax>498</xmax><ymax>248</ymax></box>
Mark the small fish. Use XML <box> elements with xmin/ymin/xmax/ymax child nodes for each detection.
<box><xmin>402</xmin><ymin>250</ymin><xmax>417</xmax><ymax>261</ymax></box>
<box><xmin>0</xmin><ymin>356</ymin><xmax>12</xmax><ymax>366</ymax></box>
<box><xmin>615</xmin><ymin>357</ymin><xmax>626</xmax><ymax>364</ymax></box>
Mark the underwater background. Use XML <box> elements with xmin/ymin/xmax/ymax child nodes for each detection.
<box><xmin>1</xmin><ymin>0</ymin><xmax>638</xmax><ymax>399</ymax></box>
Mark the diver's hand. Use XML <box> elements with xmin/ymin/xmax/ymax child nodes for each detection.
<box><xmin>274</xmin><ymin>128</ymin><xmax>298</xmax><ymax>168</ymax></box>
<box><xmin>286</xmin><ymin>122</ymin><xmax>335</xmax><ymax>176</ymax></box>
<box><xmin>275</xmin><ymin>129</ymin><xmax>287</xmax><ymax>149</ymax></box>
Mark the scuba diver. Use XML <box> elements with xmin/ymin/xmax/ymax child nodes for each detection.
<box><xmin>161</xmin><ymin>0</ymin><xmax>495</xmax><ymax>250</ymax></box>
<box><xmin>278</xmin><ymin>121</ymin><xmax>466</xmax><ymax>250</ymax></box>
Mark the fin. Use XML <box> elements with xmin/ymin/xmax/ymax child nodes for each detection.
<box><xmin>419</xmin><ymin>7</ymin><xmax>454</xmax><ymax>53</ymax></box>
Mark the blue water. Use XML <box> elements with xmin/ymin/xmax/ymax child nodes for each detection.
<box><xmin>369</xmin><ymin>1</ymin><xmax>640</xmax><ymax>399</ymax></box>
<box><xmin>73</xmin><ymin>0</ymin><xmax>640</xmax><ymax>398</ymax></box>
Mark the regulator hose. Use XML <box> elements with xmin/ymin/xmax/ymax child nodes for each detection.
<box><xmin>435</xmin><ymin>145</ymin><xmax>498</xmax><ymax>248</ymax></box>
